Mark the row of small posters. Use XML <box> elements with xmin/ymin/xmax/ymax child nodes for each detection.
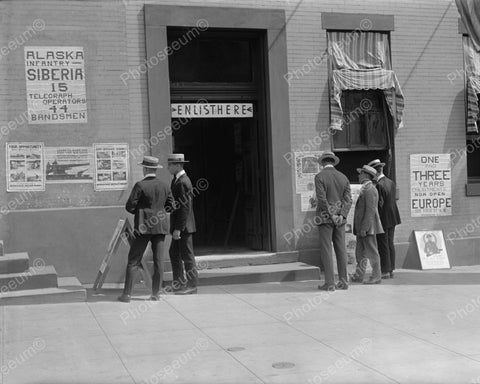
<box><xmin>6</xmin><ymin>143</ymin><xmax>129</xmax><ymax>192</ymax></box>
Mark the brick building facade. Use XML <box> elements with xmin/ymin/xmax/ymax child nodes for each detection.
<box><xmin>0</xmin><ymin>0</ymin><xmax>478</xmax><ymax>283</ymax></box>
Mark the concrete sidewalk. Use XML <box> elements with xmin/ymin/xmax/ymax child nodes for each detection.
<box><xmin>1</xmin><ymin>267</ymin><xmax>480</xmax><ymax>384</ymax></box>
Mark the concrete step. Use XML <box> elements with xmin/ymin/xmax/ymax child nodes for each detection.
<box><xmin>91</xmin><ymin>262</ymin><xmax>320</xmax><ymax>290</ymax></box>
<box><xmin>0</xmin><ymin>277</ymin><xmax>86</xmax><ymax>306</ymax></box>
<box><xmin>0</xmin><ymin>265</ymin><xmax>58</xmax><ymax>293</ymax></box>
<box><xmin>145</xmin><ymin>251</ymin><xmax>299</xmax><ymax>272</ymax></box>
<box><xmin>0</xmin><ymin>252</ymin><xmax>30</xmax><ymax>274</ymax></box>
<box><xmin>195</xmin><ymin>262</ymin><xmax>320</xmax><ymax>286</ymax></box>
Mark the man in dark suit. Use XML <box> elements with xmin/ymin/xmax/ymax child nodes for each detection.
<box><xmin>118</xmin><ymin>156</ymin><xmax>174</xmax><ymax>303</ymax></box>
<box><xmin>368</xmin><ymin>159</ymin><xmax>401</xmax><ymax>279</ymax></box>
<box><xmin>351</xmin><ymin>165</ymin><xmax>384</xmax><ymax>284</ymax></box>
<box><xmin>167</xmin><ymin>153</ymin><xmax>198</xmax><ymax>295</ymax></box>
<box><xmin>314</xmin><ymin>152</ymin><xmax>352</xmax><ymax>291</ymax></box>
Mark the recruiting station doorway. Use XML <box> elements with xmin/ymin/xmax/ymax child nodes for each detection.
<box><xmin>168</xmin><ymin>28</ymin><xmax>272</xmax><ymax>255</ymax></box>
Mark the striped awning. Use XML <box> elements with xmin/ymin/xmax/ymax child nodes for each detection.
<box><xmin>463</xmin><ymin>36</ymin><xmax>480</xmax><ymax>133</ymax></box>
<box><xmin>331</xmin><ymin>68</ymin><xmax>405</xmax><ymax>131</ymax></box>
<box><xmin>327</xmin><ymin>31</ymin><xmax>404</xmax><ymax>131</ymax></box>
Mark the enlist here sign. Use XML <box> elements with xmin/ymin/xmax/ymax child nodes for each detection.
<box><xmin>171</xmin><ymin>103</ymin><xmax>253</xmax><ymax>118</ymax></box>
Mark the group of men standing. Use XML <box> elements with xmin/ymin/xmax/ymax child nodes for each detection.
<box><xmin>314</xmin><ymin>152</ymin><xmax>401</xmax><ymax>291</ymax></box>
<box><xmin>118</xmin><ymin>153</ymin><xmax>198</xmax><ymax>302</ymax></box>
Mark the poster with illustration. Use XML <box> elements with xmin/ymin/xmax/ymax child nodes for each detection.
<box><xmin>6</xmin><ymin>142</ymin><xmax>45</xmax><ymax>192</ymax></box>
<box><xmin>45</xmin><ymin>146</ymin><xmax>94</xmax><ymax>183</ymax></box>
<box><xmin>93</xmin><ymin>143</ymin><xmax>129</xmax><ymax>191</ymax></box>
<box><xmin>295</xmin><ymin>151</ymin><xmax>323</xmax><ymax>194</ymax></box>
<box><xmin>414</xmin><ymin>230</ymin><xmax>450</xmax><ymax>269</ymax></box>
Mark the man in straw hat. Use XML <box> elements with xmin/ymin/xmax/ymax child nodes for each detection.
<box><xmin>314</xmin><ymin>152</ymin><xmax>352</xmax><ymax>291</ymax></box>
<box><xmin>167</xmin><ymin>153</ymin><xmax>198</xmax><ymax>295</ymax></box>
<box><xmin>367</xmin><ymin>159</ymin><xmax>401</xmax><ymax>279</ymax></box>
<box><xmin>118</xmin><ymin>156</ymin><xmax>174</xmax><ymax>302</ymax></box>
<box><xmin>350</xmin><ymin>165</ymin><xmax>384</xmax><ymax>284</ymax></box>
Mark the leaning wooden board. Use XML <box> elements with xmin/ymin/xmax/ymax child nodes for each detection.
<box><xmin>93</xmin><ymin>218</ymin><xmax>152</xmax><ymax>291</ymax></box>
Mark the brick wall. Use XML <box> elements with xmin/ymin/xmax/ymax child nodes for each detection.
<box><xmin>1</xmin><ymin>0</ymin><xmax>479</xmax><ymax>279</ymax></box>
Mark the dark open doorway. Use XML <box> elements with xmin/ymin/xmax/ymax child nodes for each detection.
<box><xmin>172</xmin><ymin>115</ymin><xmax>268</xmax><ymax>254</ymax></box>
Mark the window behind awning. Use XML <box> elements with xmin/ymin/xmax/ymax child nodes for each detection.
<box><xmin>327</xmin><ymin>31</ymin><xmax>405</xmax><ymax>131</ymax></box>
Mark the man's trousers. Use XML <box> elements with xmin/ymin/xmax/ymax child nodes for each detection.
<box><xmin>169</xmin><ymin>232</ymin><xmax>198</xmax><ymax>288</ymax></box>
<box><xmin>376</xmin><ymin>227</ymin><xmax>396</xmax><ymax>273</ymax></box>
<box><xmin>317</xmin><ymin>224</ymin><xmax>348</xmax><ymax>286</ymax></box>
<box><xmin>354</xmin><ymin>235</ymin><xmax>381</xmax><ymax>281</ymax></box>
<box><xmin>122</xmin><ymin>234</ymin><xmax>165</xmax><ymax>296</ymax></box>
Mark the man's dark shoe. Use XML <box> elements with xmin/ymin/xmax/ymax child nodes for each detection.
<box><xmin>389</xmin><ymin>271</ymin><xmax>394</xmax><ymax>279</ymax></box>
<box><xmin>381</xmin><ymin>273</ymin><xmax>390</xmax><ymax>279</ymax></box>
<box><xmin>335</xmin><ymin>281</ymin><xmax>349</xmax><ymax>290</ymax></box>
<box><xmin>363</xmin><ymin>278</ymin><xmax>381</xmax><ymax>285</ymax></box>
<box><xmin>150</xmin><ymin>294</ymin><xmax>160</xmax><ymax>301</ymax></box>
<box><xmin>175</xmin><ymin>286</ymin><xmax>197</xmax><ymax>295</ymax></box>
<box><xmin>318</xmin><ymin>284</ymin><xmax>335</xmax><ymax>292</ymax></box>
<box><xmin>117</xmin><ymin>294</ymin><xmax>131</xmax><ymax>303</ymax></box>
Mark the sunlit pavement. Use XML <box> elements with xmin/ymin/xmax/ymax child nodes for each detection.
<box><xmin>2</xmin><ymin>266</ymin><xmax>480</xmax><ymax>384</ymax></box>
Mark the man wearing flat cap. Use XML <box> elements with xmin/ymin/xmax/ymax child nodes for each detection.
<box><xmin>118</xmin><ymin>156</ymin><xmax>174</xmax><ymax>302</ymax></box>
<box><xmin>167</xmin><ymin>153</ymin><xmax>198</xmax><ymax>295</ymax></box>
<box><xmin>351</xmin><ymin>165</ymin><xmax>384</xmax><ymax>284</ymax></box>
<box><xmin>368</xmin><ymin>159</ymin><xmax>401</xmax><ymax>279</ymax></box>
<box><xmin>314</xmin><ymin>152</ymin><xmax>352</xmax><ymax>291</ymax></box>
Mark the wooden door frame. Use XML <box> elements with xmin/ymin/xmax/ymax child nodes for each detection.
<box><xmin>144</xmin><ymin>4</ymin><xmax>293</xmax><ymax>253</ymax></box>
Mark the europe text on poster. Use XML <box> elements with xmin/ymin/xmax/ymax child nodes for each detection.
<box><xmin>410</xmin><ymin>154</ymin><xmax>452</xmax><ymax>217</ymax></box>
<box><xmin>295</xmin><ymin>151</ymin><xmax>323</xmax><ymax>194</ymax></box>
<box><xmin>45</xmin><ymin>147</ymin><xmax>94</xmax><ymax>183</ymax></box>
<box><xmin>94</xmin><ymin>144</ymin><xmax>129</xmax><ymax>191</ymax></box>
<box><xmin>6</xmin><ymin>143</ymin><xmax>45</xmax><ymax>192</ymax></box>
<box><xmin>345</xmin><ymin>184</ymin><xmax>362</xmax><ymax>259</ymax></box>
<box><xmin>25</xmin><ymin>47</ymin><xmax>87</xmax><ymax>124</ymax></box>
<box><xmin>414</xmin><ymin>230</ymin><xmax>450</xmax><ymax>269</ymax></box>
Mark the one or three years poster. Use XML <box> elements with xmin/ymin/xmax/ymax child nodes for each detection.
<box><xmin>410</xmin><ymin>154</ymin><xmax>451</xmax><ymax>217</ymax></box>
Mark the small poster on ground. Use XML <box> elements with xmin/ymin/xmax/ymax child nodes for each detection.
<box><xmin>45</xmin><ymin>146</ymin><xmax>94</xmax><ymax>183</ymax></box>
<box><xmin>410</xmin><ymin>154</ymin><xmax>452</xmax><ymax>217</ymax></box>
<box><xmin>6</xmin><ymin>142</ymin><xmax>45</xmax><ymax>192</ymax></box>
<box><xmin>414</xmin><ymin>230</ymin><xmax>450</xmax><ymax>269</ymax></box>
<box><xmin>93</xmin><ymin>143</ymin><xmax>129</xmax><ymax>191</ymax></box>
<box><xmin>294</xmin><ymin>151</ymin><xmax>323</xmax><ymax>194</ymax></box>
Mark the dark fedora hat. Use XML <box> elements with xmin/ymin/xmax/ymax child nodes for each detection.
<box><xmin>138</xmin><ymin>155</ymin><xmax>162</xmax><ymax>168</ymax></box>
<box><xmin>368</xmin><ymin>159</ymin><xmax>386</xmax><ymax>169</ymax></box>
<box><xmin>356</xmin><ymin>165</ymin><xmax>377</xmax><ymax>178</ymax></box>
<box><xmin>317</xmin><ymin>151</ymin><xmax>340</xmax><ymax>166</ymax></box>
<box><xmin>167</xmin><ymin>153</ymin><xmax>190</xmax><ymax>163</ymax></box>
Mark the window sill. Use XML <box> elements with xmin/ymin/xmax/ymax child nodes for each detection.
<box><xmin>466</xmin><ymin>182</ymin><xmax>480</xmax><ymax>196</ymax></box>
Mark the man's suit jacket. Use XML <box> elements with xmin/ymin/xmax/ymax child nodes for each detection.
<box><xmin>376</xmin><ymin>176</ymin><xmax>401</xmax><ymax>229</ymax></box>
<box><xmin>353</xmin><ymin>181</ymin><xmax>384</xmax><ymax>236</ymax></box>
<box><xmin>314</xmin><ymin>167</ymin><xmax>352</xmax><ymax>225</ymax></box>
<box><xmin>170</xmin><ymin>173</ymin><xmax>196</xmax><ymax>234</ymax></box>
<box><xmin>126</xmin><ymin>176</ymin><xmax>174</xmax><ymax>235</ymax></box>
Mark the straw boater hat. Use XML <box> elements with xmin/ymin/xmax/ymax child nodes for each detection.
<box><xmin>367</xmin><ymin>159</ymin><xmax>386</xmax><ymax>169</ymax></box>
<box><xmin>167</xmin><ymin>153</ymin><xmax>189</xmax><ymax>163</ymax></box>
<box><xmin>138</xmin><ymin>155</ymin><xmax>162</xmax><ymax>168</ymax></box>
<box><xmin>317</xmin><ymin>151</ymin><xmax>340</xmax><ymax>166</ymax></box>
<box><xmin>356</xmin><ymin>165</ymin><xmax>377</xmax><ymax>178</ymax></box>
